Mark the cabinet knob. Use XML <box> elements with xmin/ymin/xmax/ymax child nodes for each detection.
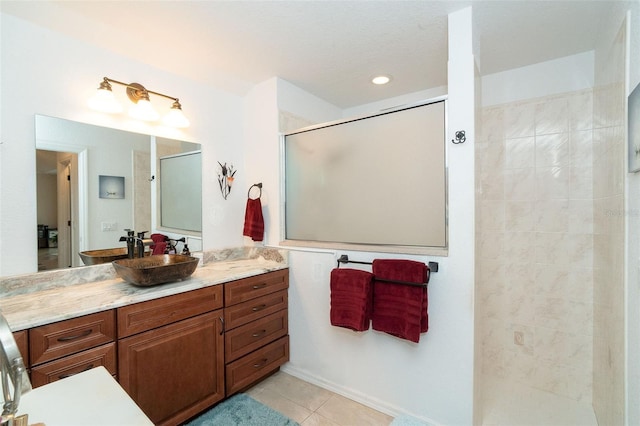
<box><xmin>253</xmin><ymin>358</ymin><xmax>268</xmax><ymax>369</ymax></box>
<box><xmin>251</xmin><ymin>304</ymin><xmax>267</xmax><ymax>312</ymax></box>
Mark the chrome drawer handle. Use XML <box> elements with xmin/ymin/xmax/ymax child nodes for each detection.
<box><xmin>58</xmin><ymin>363</ymin><xmax>94</xmax><ymax>379</ymax></box>
<box><xmin>57</xmin><ymin>329</ymin><xmax>92</xmax><ymax>342</ymax></box>
<box><xmin>252</xmin><ymin>330</ymin><xmax>267</xmax><ymax>338</ymax></box>
<box><xmin>252</xmin><ymin>284</ymin><xmax>267</xmax><ymax>290</ymax></box>
<box><xmin>253</xmin><ymin>358</ymin><xmax>268</xmax><ymax>368</ymax></box>
<box><xmin>251</xmin><ymin>304</ymin><xmax>267</xmax><ymax>312</ymax></box>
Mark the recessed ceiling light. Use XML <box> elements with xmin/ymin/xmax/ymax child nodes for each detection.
<box><xmin>371</xmin><ymin>75</ymin><xmax>392</xmax><ymax>85</ymax></box>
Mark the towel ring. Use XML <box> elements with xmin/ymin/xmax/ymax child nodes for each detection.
<box><xmin>248</xmin><ymin>183</ymin><xmax>262</xmax><ymax>199</ymax></box>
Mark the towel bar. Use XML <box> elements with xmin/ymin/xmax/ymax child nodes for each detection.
<box><xmin>336</xmin><ymin>255</ymin><xmax>436</xmax><ymax>288</ymax></box>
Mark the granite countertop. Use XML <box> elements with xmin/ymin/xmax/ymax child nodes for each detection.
<box><xmin>0</xmin><ymin>248</ymin><xmax>288</xmax><ymax>332</ymax></box>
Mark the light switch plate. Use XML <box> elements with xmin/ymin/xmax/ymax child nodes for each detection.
<box><xmin>101</xmin><ymin>222</ymin><xmax>117</xmax><ymax>231</ymax></box>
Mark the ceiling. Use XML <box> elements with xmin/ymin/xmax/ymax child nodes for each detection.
<box><xmin>1</xmin><ymin>1</ymin><xmax>632</xmax><ymax>108</ymax></box>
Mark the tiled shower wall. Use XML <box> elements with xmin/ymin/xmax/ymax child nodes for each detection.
<box><xmin>476</xmin><ymin>88</ymin><xmax>595</xmax><ymax>402</ymax></box>
<box><xmin>592</xmin><ymin>21</ymin><xmax>626</xmax><ymax>425</ymax></box>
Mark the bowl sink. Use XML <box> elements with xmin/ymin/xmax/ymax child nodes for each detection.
<box><xmin>112</xmin><ymin>254</ymin><xmax>199</xmax><ymax>286</ymax></box>
<box><xmin>79</xmin><ymin>247</ymin><xmax>129</xmax><ymax>265</ymax></box>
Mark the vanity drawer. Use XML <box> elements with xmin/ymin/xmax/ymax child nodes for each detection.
<box><xmin>224</xmin><ymin>269</ymin><xmax>288</xmax><ymax>306</ymax></box>
<box><xmin>117</xmin><ymin>284</ymin><xmax>223</xmax><ymax>338</ymax></box>
<box><xmin>225</xmin><ymin>336</ymin><xmax>289</xmax><ymax>395</ymax></box>
<box><xmin>30</xmin><ymin>310</ymin><xmax>115</xmax><ymax>366</ymax></box>
<box><xmin>30</xmin><ymin>342</ymin><xmax>116</xmax><ymax>388</ymax></box>
<box><xmin>225</xmin><ymin>310</ymin><xmax>288</xmax><ymax>362</ymax></box>
<box><xmin>224</xmin><ymin>290</ymin><xmax>288</xmax><ymax>330</ymax></box>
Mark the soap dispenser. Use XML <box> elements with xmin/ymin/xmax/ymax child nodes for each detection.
<box><xmin>181</xmin><ymin>244</ymin><xmax>191</xmax><ymax>256</ymax></box>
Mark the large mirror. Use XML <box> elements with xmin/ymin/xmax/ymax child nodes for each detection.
<box><xmin>35</xmin><ymin>115</ymin><xmax>202</xmax><ymax>271</ymax></box>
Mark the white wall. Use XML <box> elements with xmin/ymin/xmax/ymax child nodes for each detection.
<box><xmin>482</xmin><ymin>51</ymin><xmax>595</xmax><ymax>106</ymax></box>
<box><xmin>243</xmin><ymin>8</ymin><xmax>477</xmax><ymax>425</ymax></box>
<box><xmin>0</xmin><ymin>13</ymin><xmax>246</xmax><ymax>276</ymax></box>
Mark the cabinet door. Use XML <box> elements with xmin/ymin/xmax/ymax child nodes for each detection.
<box><xmin>13</xmin><ymin>331</ymin><xmax>29</xmax><ymax>367</ymax></box>
<box><xmin>118</xmin><ymin>310</ymin><xmax>224</xmax><ymax>426</ymax></box>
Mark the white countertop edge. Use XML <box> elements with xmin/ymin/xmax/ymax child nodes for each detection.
<box><xmin>17</xmin><ymin>366</ymin><xmax>153</xmax><ymax>426</ymax></box>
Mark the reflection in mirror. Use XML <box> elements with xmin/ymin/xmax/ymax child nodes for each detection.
<box><xmin>35</xmin><ymin>115</ymin><xmax>202</xmax><ymax>272</ymax></box>
<box><xmin>159</xmin><ymin>149</ymin><xmax>202</xmax><ymax>232</ymax></box>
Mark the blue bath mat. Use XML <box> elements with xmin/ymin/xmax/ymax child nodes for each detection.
<box><xmin>391</xmin><ymin>414</ymin><xmax>428</xmax><ymax>425</ymax></box>
<box><xmin>184</xmin><ymin>393</ymin><xmax>299</xmax><ymax>426</ymax></box>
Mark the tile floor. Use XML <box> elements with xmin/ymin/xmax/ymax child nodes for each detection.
<box><xmin>246</xmin><ymin>371</ymin><xmax>394</xmax><ymax>426</ymax></box>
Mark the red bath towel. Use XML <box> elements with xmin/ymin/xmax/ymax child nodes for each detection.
<box><xmin>371</xmin><ymin>259</ymin><xmax>429</xmax><ymax>343</ymax></box>
<box><xmin>330</xmin><ymin>268</ymin><xmax>373</xmax><ymax>332</ymax></box>
<box><xmin>243</xmin><ymin>198</ymin><xmax>264</xmax><ymax>241</ymax></box>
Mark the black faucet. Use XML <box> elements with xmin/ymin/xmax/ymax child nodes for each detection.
<box><xmin>136</xmin><ymin>231</ymin><xmax>152</xmax><ymax>258</ymax></box>
<box><xmin>164</xmin><ymin>237</ymin><xmax>186</xmax><ymax>254</ymax></box>
<box><xmin>119</xmin><ymin>229</ymin><xmax>136</xmax><ymax>259</ymax></box>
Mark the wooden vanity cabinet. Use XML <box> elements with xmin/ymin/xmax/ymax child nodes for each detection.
<box><xmin>117</xmin><ymin>285</ymin><xmax>225</xmax><ymax>426</ymax></box>
<box><xmin>13</xmin><ymin>330</ymin><xmax>29</xmax><ymax>367</ymax></box>
<box><xmin>12</xmin><ymin>268</ymin><xmax>289</xmax><ymax>425</ymax></box>
<box><xmin>28</xmin><ymin>310</ymin><xmax>116</xmax><ymax>388</ymax></box>
<box><xmin>223</xmin><ymin>269</ymin><xmax>290</xmax><ymax>395</ymax></box>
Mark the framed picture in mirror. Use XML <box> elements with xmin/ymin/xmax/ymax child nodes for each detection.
<box><xmin>99</xmin><ymin>175</ymin><xmax>125</xmax><ymax>199</ymax></box>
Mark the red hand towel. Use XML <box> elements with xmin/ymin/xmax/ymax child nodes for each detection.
<box><xmin>371</xmin><ymin>259</ymin><xmax>429</xmax><ymax>343</ymax></box>
<box><xmin>150</xmin><ymin>233</ymin><xmax>167</xmax><ymax>243</ymax></box>
<box><xmin>243</xmin><ymin>198</ymin><xmax>264</xmax><ymax>241</ymax></box>
<box><xmin>150</xmin><ymin>233</ymin><xmax>168</xmax><ymax>255</ymax></box>
<box><xmin>330</xmin><ymin>268</ymin><xmax>373</xmax><ymax>332</ymax></box>
<box><xmin>152</xmin><ymin>241</ymin><xmax>167</xmax><ymax>255</ymax></box>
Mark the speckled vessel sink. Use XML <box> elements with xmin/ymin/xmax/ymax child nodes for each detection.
<box><xmin>79</xmin><ymin>248</ymin><xmax>129</xmax><ymax>265</ymax></box>
<box><xmin>112</xmin><ymin>254</ymin><xmax>199</xmax><ymax>286</ymax></box>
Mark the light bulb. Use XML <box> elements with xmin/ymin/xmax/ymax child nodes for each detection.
<box><xmin>163</xmin><ymin>101</ymin><xmax>190</xmax><ymax>128</ymax></box>
<box><xmin>129</xmin><ymin>99</ymin><xmax>159</xmax><ymax>122</ymax></box>
<box><xmin>88</xmin><ymin>86</ymin><xmax>122</xmax><ymax>113</ymax></box>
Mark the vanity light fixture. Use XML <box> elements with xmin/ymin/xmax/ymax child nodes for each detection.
<box><xmin>88</xmin><ymin>77</ymin><xmax>190</xmax><ymax>128</ymax></box>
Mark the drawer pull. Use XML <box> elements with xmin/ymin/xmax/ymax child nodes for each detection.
<box><xmin>58</xmin><ymin>363</ymin><xmax>94</xmax><ymax>379</ymax></box>
<box><xmin>57</xmin><ymin>329</ymin><xmax>92</xmax><ymax>342</ymax></box>
<box><xmin>252</xmin><ymin>284</ymin><xmax>267</xmax><ymax>290</ymax></box>
<box><xmin>253</xmin><ymin>358</ymin><xmax>268</xmax><ymax>368</ymax></box>
<box><xmin>252</xmin><ymin>330</ymin><xmax>267</xmax><ymax>338</ymax></box>
<box><xmin>251</xmin><ymin>304</ymin><xmax>267</xmax><ymax>312</ymax></box>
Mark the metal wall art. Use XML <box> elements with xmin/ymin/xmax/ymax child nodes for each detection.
<box><xmin>217</xmin><ymin>162</ymin><xmax>236</xmax><ymax>200</ymax></box>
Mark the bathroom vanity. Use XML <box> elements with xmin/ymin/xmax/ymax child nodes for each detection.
<box><xmin>0</xmin><ymin>250</ymin><xmax>289</xmax><ymax>426</ymax></box>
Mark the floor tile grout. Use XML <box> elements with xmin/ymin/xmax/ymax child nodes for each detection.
<box><xmin>247</xmin><ymin>371</ymin><xmax>393</xmax><ymax>426</ymax></box>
